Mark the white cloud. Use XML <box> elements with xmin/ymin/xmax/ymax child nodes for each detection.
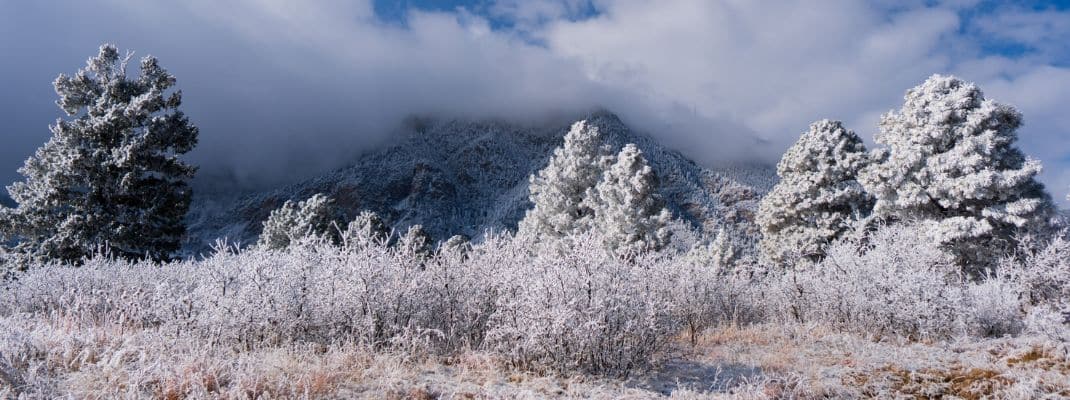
<box><xmin>974</xmin><ymin>7</ymin><xmax>1070</xmax><ymax>60</ymax></box>
<box><xmin>1</xmin><ymin>0</ymin><xmax>1067</xmax><ymax>202</ymax></box>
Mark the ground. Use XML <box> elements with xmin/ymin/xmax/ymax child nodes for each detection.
<box><xmin>3</xmin><ymin>316</ymin><xmax>1066</xmax><ymax>399</ymax></box>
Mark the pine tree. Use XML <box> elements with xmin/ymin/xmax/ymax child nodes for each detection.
<box><xmin>343</xmin><ymin>210</ymin><xmax>389</xmax><ymax>248</ymax></box>
<box><xmin>258</xmin><ymin>194</ymin><xmax>339</xmax><ymax>250</ymax></box>
<box><xmin>0</xmin><ymin>44</ymin><xmax>198</xmax><ymax>265</ymax></box>
<box><xmin>518</xmin><ymin>120</ymin><xmax>614</xmax><ymax>240</ymax></box>
<box><xmin>758</xmin><ymin>120</ymin><xmax>873</xmax><ymax>265</ymax></box>
<box><xmin>685</xmin><ymin>227</ymin><xmax>738</xmax><ymax>271</ymax></box>
<box><xmin>398</xmin><ymin>224</ymin><xmax>433</xmax><ymax>260</ymax></box>
<box><xmin>859</xmin><ymin>75</ymin><xmax>1055</xmax><ymax>268</ymax></box>
<box><xmin>583</xmin><ymin>144</ymin><xmax>672</xmax><ymax>256</ymax></box>
<box><xmin>439</xmin><ymin>234</ymin><xmax>471</xmax><ymax>260</ymax></box>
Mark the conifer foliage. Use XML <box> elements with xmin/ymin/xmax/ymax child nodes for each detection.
<box><xmin>0</xmin><ymin>44</ymin><xmax>198</xmax><ymax>264</ymax></box>
<box><xmin>583</xmin><ymin>144</ymin><xmax>672</xmax><ymax>256</ymax></box>
<box><xmin>343</xmin><ymin>210</ymin><xmax>389</xmax><ymax>247</ymax></box>
<box><xmin>758</xmin><ymin>120</ymin><xmax>872</xmax><ymax>264</ymax></box>
<box><xmin>258</xmin><ymin>194</ymin><xmax>340</xmax><ymax>250</ymax></box>
<box><xmin>859</xmin><ymin>75</ymin><xmax>1055</xmax><ymax>266</ymax></box>
<box><xmin>519</xmin><ymin>120</ymin><xmax>614</xmax><ymax>240</ymax></box>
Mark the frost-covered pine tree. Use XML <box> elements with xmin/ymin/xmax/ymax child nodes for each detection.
<box><xmin>583</xmin><ymin>144</ymin><xmax>672</xmax><ymax>256</ymax></box>
<box><xmin>859</xmin><ymin>75</ymin><xmax>1055</xmax><ymax>267</ymax></box>
<box><xmin>518</xmin><ymin>120</ymin><xmax>614</xmax><ymax>240</ymax></box>
<box><xmin>757</xmin><ymin>120</ymin><xmax>873</xmax><ymax>265</ymax></box>
<box><xmin>439</xmin><ymin>234</ymin><xmax>471</xmax><ymax>260</ymax></box>
<box><xmin>342</xmin><ymin>210</ymin><xmax>389</xmax><ymax>248</ymax></box>
<box><xmin>0</xmin><ymin>44</ymin><xmax>198</xmax><ymax>265</ymax></box>
<box><xmin>684</xmin><ymin>228</ymin><xmax>738</xmax><ymax>271</ymax></box>
<box><xmin>398</xmin><ymin>224</ymin><xmax>433</xmax><ymax>260</ymax></box>
<box><xmin>258</xmin><ymin>194</ymin><xmax>339</xmax><ymax>250</ymax></box>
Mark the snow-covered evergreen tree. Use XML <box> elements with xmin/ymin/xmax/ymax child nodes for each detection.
<box><xmin>758</xmin><ymin>120</ymin><xmax>873</xmax><ymax>265</ymax></box>
<box><xmin>859</xmin><ymin>75</ymin><xmax>1055</xmax><ymax>267</ymax></box>
<box><xmin>518</xmin><ymin>120</ymin><xmax>614</xmax><ymax>240</ymax></box>
<box><xmin>439</xmin><ymin>234</ymin><xmax>472</xmax><ymax>260</ymax></box>
<box><xmin>398</xmin><ymin>224</ymin><xmax>433</xmax><ymax>260</ymax></box>
<box><xmin>342</xmin><ymin>210</ymin><xmax>389</xmax><ymax>248</ymax></box>
<box><xmin>684</xmin><ymin>227</ymin><xmax>738</xmax><ymax>271</ymax></box>
<box><xmin>0</xmin><ymin>44</ymin><xmax>198</xmax><ymax>265</ymax></box>
<box><xmin>583</xmin><ymin>144</ymin><xmax>672</xmax><ymax>256</ymax></box>
<box><xmin>258</xmin><ymin>194</ymin><xmax>339</xmax><ymax>250</ymax></box>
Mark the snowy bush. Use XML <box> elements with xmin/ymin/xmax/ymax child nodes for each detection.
<box><xmin>486</xmin><ymin>233</ymin><xmax>681</xmax><ymax>375</ymax></box>
<box><xmin>859</xmin><ymin>75</ymin><xmax>1055</xmax><ymax>271</ymax></box>
<box><xmin>0</xmin><ymin>44</ymin><xmax>198</xmax><ymax>265</ymax></box>
<box><xmin>1000</xmin><ymin>234</ymin><xmax>1070</xmax><ymax>339</ymax></box>
<box><xmin>257</xmin><ymin>194</ymin><xmax>340</xmax><ymax>250</ymax></box>
<box><xmin>1002</xmin><ymin>235</ymin><xmax>1070</xmax><ymax>307</ymax></box>
<box><xmin>763</xmin><ymin>224</ymin><xmax>1024</xmax><ymax>339</ymax></box>
<box><xmin>1</xmin><ymin>232</ymin><xmax>735</xmax><ymax>376</ymax></box>
<box><xmin>758</xmin><ymin>120</ymin><xmax>872</xmax><ymax>265</ymax></box>
<box><xmin>3</xmin><ymin>221</ymin><xmax>1065</xmax><ymax>381</ymax></box>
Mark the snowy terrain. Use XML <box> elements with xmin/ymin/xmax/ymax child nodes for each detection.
<box><xmin>183</xmin><ymin>112</ymin><xmax>775</xmax><ymax>255</ymax></box>
<box><xmin>3</xmin><ymin>225</ymin><xmax>1068</xmax><ymax>398</ymax></box>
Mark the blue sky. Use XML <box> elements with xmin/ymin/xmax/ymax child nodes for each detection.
<box><xmin>0</xmin><ymin>0</ymin><xmax>1068</xmax><ymax>203</ymax></box>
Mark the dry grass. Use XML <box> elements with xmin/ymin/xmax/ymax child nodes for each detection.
<box><xmin>2</xmin><ymin>315</ymin><xmax>1068</xmax><ymax>398</ymax></box>
<box><xmin>683</xmin><ymin>324</ymin><xmax>1070</xmax><ymax>399</ymax></box>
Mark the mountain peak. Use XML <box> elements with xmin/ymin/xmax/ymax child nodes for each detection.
<box><xmin>184</xmin><ymin>115</ymin><xmax>775</xmax><ymax>255</ymax></box>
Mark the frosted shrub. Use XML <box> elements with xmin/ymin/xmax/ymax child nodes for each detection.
<box><xmin>674</xmin><ymin>252</ymin><xmax>764</xmax><ymax>345</ymax></box>
<box><xmin>5</xmin><ymin>220</ymin><xmax>1059</xmax><ymax>382</ymax></box>
<box><xmin>765</xmin><ymin>224</ymin><xmax>973</xmax><ymax>339</ymax></box>
<box><xmin>4</xmin><ymin>231</ymin><xmax>748</xmax><ymax>377</ymax></box>
<box><xmin>764</xmin><ymin>223</ymin><xmax>1045</xmax><ymax>339</ymax></box>
<box><xmin>1000</xmin><ymin>234</ymin><xmax>1070</xmax><ymax>339</ymax></box>
<box><xmin>486</xmin><ymin>233</ymin><xmax>679</xmax><ymax>375</ymax></box>
<box><xmin>1003</xmin><ymin>235</ymin><xmax>1070</xmax><ymax>307</ymax></box>
<box><xmin>965</xmin><ymin>276</ymin><xmax>1025</xmax><ymax>337</ymax></box>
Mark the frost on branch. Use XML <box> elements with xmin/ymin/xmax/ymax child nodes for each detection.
<box><xmin>257</xmin><ymin>194</ymin><xmax>340</xmax><ymax>250</ymax></box>
<box><xmin>582</xmin><ymin>144</ymin><xmax>672</xmax><ymax>256</ymax></box>
<box><xmin>0</xmin><ymin>44</ymin><xmax>198</xmax><ymax>265</ymax></box>
<box><xmin>758</xmin><ymin>120</ymin><xmax>872</xmax><ymax>265</ymax></box>
<box><xmin>518</xmin><ymin>120</ymin><xmax>614</xmax><ymax>242</ymax></box>
<box><xmin>859</xmin><ymin>75</ymin><xmax>1055</xmax><ymax>269</ymax></box>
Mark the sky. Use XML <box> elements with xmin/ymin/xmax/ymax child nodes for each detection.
<box><xmin>0</xmin><ymin>0</ymin><xmax>1068</xmax><ymax>203</ymax></box>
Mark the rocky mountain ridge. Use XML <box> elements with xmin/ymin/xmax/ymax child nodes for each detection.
<box><xmin>182</xmin><ymin>112</ymin><xmax>776</xmax><ymax>255</ymax></box>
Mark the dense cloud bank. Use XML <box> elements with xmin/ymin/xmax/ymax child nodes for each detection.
<box><xmin>0</xmin><ymin>0</ymin><xmax>1067</xmax><ymax>202</ymax></box>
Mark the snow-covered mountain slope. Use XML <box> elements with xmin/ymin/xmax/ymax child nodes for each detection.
<box><xmin>184</xmin><ymin>112</ymin><xmax>776</xmax><ymax>254</ymax></box>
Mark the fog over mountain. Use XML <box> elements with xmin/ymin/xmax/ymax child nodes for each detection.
<box><xmin>185</xmin><ymin>113</ymin><xmax>774</xmax><ymax>254</ymax></box>
<box><xmin>1</xmin><ymin>1</ymin><xmax>1068</xmax><ymax>203</ymax></box>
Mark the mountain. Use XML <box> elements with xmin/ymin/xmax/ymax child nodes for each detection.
<box><xmin>183</xmin><ymin>112</ymin><xmax>776</xmax><ymax>255</ymax></box>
